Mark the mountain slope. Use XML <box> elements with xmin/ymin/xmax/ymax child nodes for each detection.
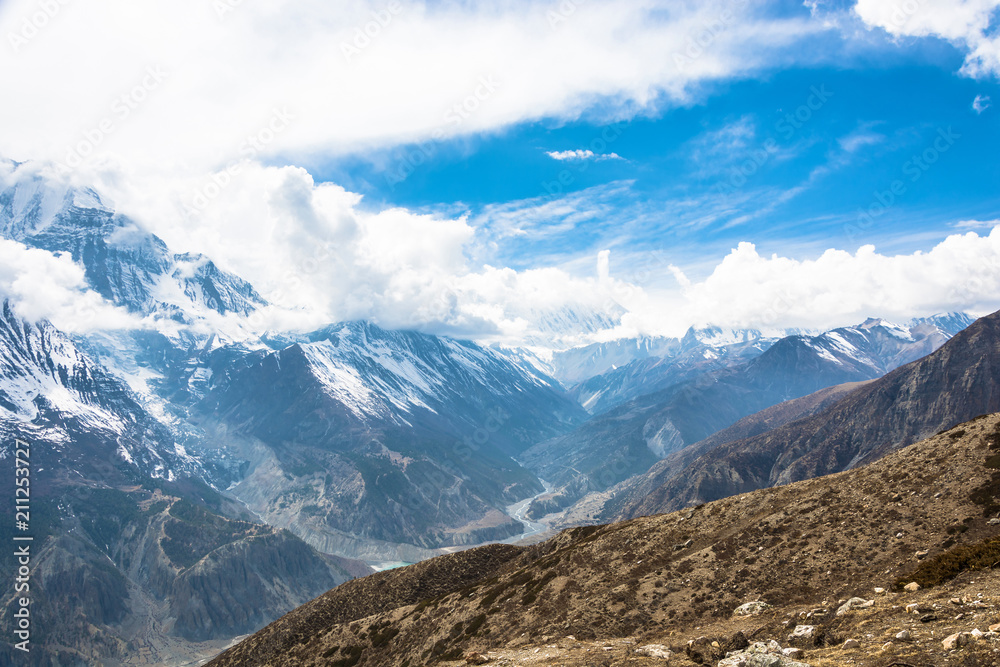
<box><xmin>619</xmin><ymin>308</ymin><xmax>1000</xmax><ymax>519</ymax></box>
<box><xmin>0</xmin><ymin>299</ymin><xmax>195</xmax><ymax>482</ymax></box>
<box><xmin>558</xmin><ymin>315</ymin><xmax>969</xmax><ymax>415</ymax></box>
<box><xmin>196</xmin><ymin>321</ymin><xmax>588</xmax><ymax>559</ymax></box>
<box><xmin>519</xmin><ymin>316</ymin><xmax>967</xmax><ymax>514</ymax></box>
<box><xmin>207</xmin><ymin>414</ymin><xmax>1000</xmax><ymax>667</ymax></box>
<box><xmin>0</xmin><ymin>303</ymin><xmax>371</xmax><ymax>665</ymax></box>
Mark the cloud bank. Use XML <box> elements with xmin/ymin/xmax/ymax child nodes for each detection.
<box><xmin>0</xmin><ymin>0</ymin><xmax>824</xmax><ymax>173</ymax></box>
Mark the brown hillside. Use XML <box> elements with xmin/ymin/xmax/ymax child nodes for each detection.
<box><xmin>210</xmin><ymin>413</ymin><xmax>1000</xmax><ymax>667</ymax></box>
<box><xmin>599</xmin><ymin>380</ymin><xmax>871</xmax><ymax>522</ymax></box>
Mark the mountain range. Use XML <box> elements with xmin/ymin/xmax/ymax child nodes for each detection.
<box><xmin>0</xmin><ymin>162</ymin><xmax>992</xmax><ymax>666</ymax></box>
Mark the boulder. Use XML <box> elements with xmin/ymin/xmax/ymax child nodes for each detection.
<box><xmin>734</xmin><ymin>601</ymin><xmax>773</xmax><ymax>616</ymax></box>
<box><xmin>788</xmin><ymin>625</ymin><xmax>816</xmax><ymax>641</ymax></box>
<box><xmin>836</xmin><ymin>598</ymin><xmax>874</xmax><ymax>616</ymax></box>
<box><xmin>942</xmin><ymin>632</ymin><xmax>971</xmax><ymax>650</ymax></box>
<box><xmin>903</xmin><ymin>582</ymin><xmax>921</xmax><ymax>592</ymax></box>
<box><xmin>843</xmin><ymin>639</ymin><xmax>860</xmax><ymax>649</ymax></box>
<box><xmin>635</xmin><ymin>644</ymin><xmax>672</xmax><ymax>659</ymax></box>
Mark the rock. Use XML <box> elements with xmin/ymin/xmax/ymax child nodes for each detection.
<box><xmin>915</xmin><ymin>550</ymin><xmax>929</xmax><ymax>559</ymax></box>
<box><xmin>635</xmin><ymin>644</ymin><xmax>673</xmax><ymax>659</ymax></box>
<box><xmin>674</xmin><ymin>539</ymin><xmax>694</xmax><ymax>550</ymax></box>
<box><xmin>881</xmin><ymin>642</ymin><xmax>894</xmax><ymax>651</ymax></box>
<box><xmin>718</xmin><ymin>641</ymin><xmax>812</xmax><ymax>667</ymax></box>
<box><xmin>989</xmin><ymin>623</ymin><xmax>1000</xmax><ymax>632</ymax></box>
<box><xmin>874</xmin><ymin>587</ymin><xmax>886</xmax><ymax>594</ymax></box>
<box><xmin>905</xmin><ymin>603</ymin><xmax>921</xmax><ymax>613</ymax></box>
<box><xmin>919</xmin><ymin>614</ymin><xmax>938</xmax><ymax>623</ymax></box>
<box><xmin>943</xmin><ymin>632</ymin><xmax>971</xmax><ymax>650</ymax></box>
<box><xmin>843</xmin><ymin>639</ymin><xmax>861</xmax><ymax>649</ymax></box>
<box><xmin>988</xmin><ymin>518</ymin><xmax>1000</xmax><ymax>525</ymax></box>
<box><xmin>895</xmin><ymin>630</ymin><xmax>911</xmax><ymax>641</ymax></box>
<box><xmin>465</xmin><ymin>653</ymin><xmax>490</xmax><ymax>665</ymax></box>
<box><xmin>782</xmin><ymin>647</ymin><xmax>805</xmax><ymax>659</ymax></box>
<box><xmin>971</xmin><ymin>628</ymin><xmax>985</xmax><ymax>639</ymax></box>
<box><xmin>787</xmin><ymin>625</ymin><xmax>816</xmax><ymax>642</ymax></box>
<box><xmin>734</xmin><ymin>601</ymin><xmax>773</xmax><ymax>616</ymax></box>
<box><xmin>903</xmin><ymin>582</ymin><xmax>921</xmax><ymax>592</ymax></box>
<box><xmin>836</xmin><ymin>597</ymin><xmax>874</xmax><ymax>616</ymax></box>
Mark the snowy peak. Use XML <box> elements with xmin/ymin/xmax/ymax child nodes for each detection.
<box><xmin>777</xmin><ymin>314</ymin><xmax>973</xmax><ymax>375</ymax></box>
<box><xmin>0</xmin><ymin>301</ymin><xmax>196</xmax><ymax>479</ymax></box>
<box><xmin>289</xmin><ymin>321</ymin><xmax>562</xmax><ymax>423</ymax></box>
<box><xmin>0</xmin><ymin>163</ymin><xmax>266</xmax><ymax>320</ymax></box>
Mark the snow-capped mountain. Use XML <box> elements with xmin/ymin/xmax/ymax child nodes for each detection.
<box><xmin>0</xmin><ymin>167</ymin><xmax>266</xmax><ymax>319</ymax></box>
<box><xmin>0</xmin><ymin>300</ymin><xmax>196</xmax><ymax>481</ymax></box>
<box><xmin>564</xmin><ymin>315</ymin><xmax>971</xmax><ymax>415</ymax></box>
<box><xmin>563</xmin><ymin>327</ymin><xmax>787</xmax><ymax>414</ymax></box>
<box><xmin>517</xmin><ymin>313</ymin><xmax>975</xmax><ymax>515</ymax></box>
<box><xmin>196</xmin><ymin>320</ymin><xmax>587</xmax><ymax>559</ymax></box>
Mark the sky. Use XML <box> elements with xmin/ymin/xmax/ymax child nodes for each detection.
<box><xmin>0</xmin><ymin>0</ymin><xmax>999</xmax><ymax>345</ymax></box>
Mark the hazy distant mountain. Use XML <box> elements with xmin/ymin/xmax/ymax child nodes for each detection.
<box><xmin>518</xmin><ymin>314</ymin><xmax>972</xmax><ymax>516</ymax></box>
<box><xmin>615</xmin><ymin>308</ymin><xmax>1000</xmax><ymax>519</ymax></box>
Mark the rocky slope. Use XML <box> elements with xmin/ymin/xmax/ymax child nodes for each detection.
<box><xmin>207</xmin><ymin>413</ymin><xmax>1000</xmax><ymax>667</ymax></box>
<box><xmin>196</xmin><ymin>321</ymin><xmax>587</xmax><ymax>560</ymax></box>
<box><xmin>616</xmin><ymin>308</ymin><xmax>1000</xmax><ymax>519</ymax></box>
<box><xmin>0</xmin><ymin>302</ymin><xmax>371</xmax><ymax>666</ymax></box>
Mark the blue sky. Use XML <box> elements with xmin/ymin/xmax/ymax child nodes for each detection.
<box><xmin>315</xmin><ymin>50</ymin><xmax>1000</xmax><ymax>283</ymax></box>
<box><xmin>2</xmin><ymin>0</ymin><xmax>1000</xmax><ymax>343</ymax></box>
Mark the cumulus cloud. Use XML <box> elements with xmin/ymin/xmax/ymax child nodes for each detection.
<box><xmin>0</xmin><ymin>0</ymin><xmax>825</xmax><ymax>174</ymax></box>
<box><xmin>90</xmin><ymin>160</ymin><xmax>999</xmax><ymax>345</ymax></box>
<box><xmin>620</xmin><ymin>227</ymin><xmax>1000</xmax><ymax>336</ymax></box>
<box><xmin>546</xmin><ymin>149</ymin><xmax>623</xmax><ymax>162</ymax></box>
<box><xmin>854</xmin><ymin>0</ymin><xmax>1000</xmax><ymax>78</ymax></box>
<box><xmin>86</xmin><ymin>161</ymin><xmax>619</xmax><ymax>347</ymax></box>
<box><xmin>0</xmin><ymin>239</ymin><xmax>139</xmax><ymax>332</ymax></box>
<box><xmin>974</xmin><ymin>94</ymin><xmax>992</xmax><ymax>113</ymax></box>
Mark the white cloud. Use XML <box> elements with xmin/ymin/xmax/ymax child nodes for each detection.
<box><xmin>546</xmin><ymin>149</ymin><xmax>623</xmax><ymax>161</ymax></box>
<box><xmin>91</xmin><ymin>160</ymin><xmax>1000</xmax><ymax>346</ymax></box>
<box><xmin>854</xmin><ymin>0</ymin><xmax>1000</xmax><ymax>78</ymax></box>
<box><xmin>974</xmin><ymin>94</ymin><xmax>992</xmax><ymax>113</ymax></box>
<box><xmin>0</xmin><ymin>239</ymin><xmax>139</xmax><ymax>332</ymax></box>
<box><xmin>0</xmin><ymin>0</ymin><xmax>826</xmax><ymax>174</ymax></box>
<box><xmin>953</xmin><ymin>218</ymin><xmax>999</xmax><ymax>230</ymax></box>
<box><xmin>622</xmin><ymin>227</ymin><xmax>1000</xmax><ymax>336</ymax></box>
